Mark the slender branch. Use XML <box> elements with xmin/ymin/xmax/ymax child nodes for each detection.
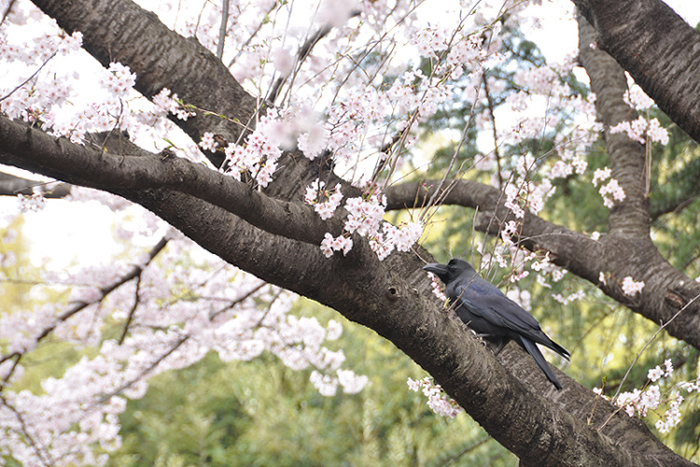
<box><xmin>0</xmin><ymin>394</ymin><xmax>53</xmax><ymax>467</ymax></box>
<box><xmin>0</xmin><ymin>0</ymin><xmax>17</xmax><ymax>26</ymax></box>
<box><xmin>0</xmin><ymin>116</ymin><xmax>346</xmax><ymax>248</ymax></box>
<box><xmin>118</xmin><ymin>274</ymin><xmax>142</xmax><ymax>345</ymax></box>
<box><xmin>482</xmin><ymin>71</ymin><xmax>503</xmax><ymax>189</ymax></box>
<box><xmin>0</xmin><ymin>237</ymin><xmax>168</xmax><ymax>370</ymax></box>
<box><xmin>431</xmin><ymin>436</ymin><xmax>492</xmax><ymax>467</ymax></box>
<box><xmin>0</xmin><ymin>52</ymin><xmax>57</xmax><ymax>103</ymax></box>
<box><xmin>216</xmin><ymin>0</ymin><xmax>229</xmax><ymax>59</ymax></box>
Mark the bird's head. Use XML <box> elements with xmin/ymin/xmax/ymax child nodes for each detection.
<box><xmin>422</xmin><ymin>258</ymin><xmax>476</xmax><ymax>284</ymax></box>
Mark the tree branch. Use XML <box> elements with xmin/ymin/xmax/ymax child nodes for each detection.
<box><xmin>572</xmin><ymin>0</ymin><xmax>700</xmax><ymax>146</ymax></box>
<box><xmin>577</xmin><ymin>14</ymin><xmax>650</xmax><ymax>235</ymax></box>
<box><xmin>0</xmin><ymin>117</ymin><xmax>345</xmax><ymax>248</ymax></box>
<box><xmin>30</xmin><ymin>0</ymin><xmax>259</xmax><ymax>167</ymax></box>
<box><xmin>385</xmin><ymin>177</ymin><xmax>700</xmax><ymax>350</ymax></box>
<box><xmin>0</xmin><ymin>171</ymin><xmax>71</xmax><ymax>198</ymax></box>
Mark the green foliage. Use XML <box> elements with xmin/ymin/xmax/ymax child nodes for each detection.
<box><xmin>106</xmin><ymin>299</ymin><xmax>514</xmax><ymax>467</ymax></box>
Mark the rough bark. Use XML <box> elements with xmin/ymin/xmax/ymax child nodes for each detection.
<box><xmin>0</xmin><ymin>0</ymin><xmax>696</xmax><ymax>465</ymax></box>
<box><xmin>384</xmin><ymin>12</ymin><xmax>700</xmax><ymax>351</ymax></box>
<box><xmin>1</xmin><ymin>117</ymin><xmax>691</xmax><ymax>466</ymax></box>
<box><xmin>30</xmin><ymin>0</ymin><xmax>258</xmax><ymax>167</ymax></box>
<box><xmin>572</xmin><ymin>0</ymin><xmax>700</xmax><ymax>145</ymax></box>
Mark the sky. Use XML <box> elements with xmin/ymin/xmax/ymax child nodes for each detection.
<box><xmin>4</xmin><ymin>0</ymin><xmax>700</xmax><ymax>270</ymax></box>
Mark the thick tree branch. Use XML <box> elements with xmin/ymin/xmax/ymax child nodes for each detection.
<box><xmin>0</xmin><ymin>117</ymin><xmax>346</xmax><ymax>248</ymax></box>
<box><xmin>385</xmin><ymin>178</ymin><xmax>700</xmax><ymax>350</ymax></box>
<box><xmin>578</xmin><ymin>15</ymin><xmax>650</xmax><ymax>236</ymax></box>
<box><xmin>30</xmin><ymin>0</ymin><xmax>259</xmax><ymax>167</ymax></box>
<box><xmin>572</xmin><ymin>0</ymin><xmax>700</xmax><ymax>146</ymax></box>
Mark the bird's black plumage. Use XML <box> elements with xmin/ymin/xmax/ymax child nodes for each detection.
<box><xmin>423</xmin><ymin>258</ymin><xmax>570</xmax><ymax>389</ymax></box>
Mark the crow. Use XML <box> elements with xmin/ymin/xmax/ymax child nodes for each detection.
<box><xmin>423</xmin><ymin>258</ymin><xmax>570</xmax><ymax>389</ymax></box>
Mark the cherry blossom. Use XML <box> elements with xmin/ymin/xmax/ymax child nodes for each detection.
<box><xmin>199</xmin><ymin>132</ymin><xmax>218</xmax><ymax>151</ymax></box>
<box><xmin>621</xmin><ymin>276</ymin><xmax>645</xmax><ymax>296</ymax></box>
<box><xmin>427</xmin><ymin>272</ymin><xmax>447</xmax><ymax>302</ymax></box>
<box><xmin>100</xmin><ymin>62</ymin><xmax>136</xmax><ymax>97</ymax></box>
<box><xmin>305</xmin><ymin>179</ymin><xmax>344</xmax><ymax>220</ymax></box>
<box><xmin>0</xmin><ymin>0</ymin><xmax>685</xmax><ymax>460</ymax></box>
<box><xmin>320</xmin><ymin>232</ymin><xmax>353</xmax><ymax>258</ymax></box>
<box><xmin>610</xmin><ymin>116</ymin><xmax>669</xmax><ymax>145</ymax></box>
<box><xmin>407</xmin><ymin>377</ymin><xmax>462</xmax><ymax>418</ymax></box>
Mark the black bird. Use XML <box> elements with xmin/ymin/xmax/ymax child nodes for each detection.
<box><xmin>423</xmin><ymin>258</ymin><xmax>570</xmax><ymax>389</ymax></box>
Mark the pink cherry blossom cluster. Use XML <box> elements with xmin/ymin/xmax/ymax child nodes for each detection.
<box><xmin>17</xmin><ymin>193</ymin><xmax>47</xmax><ymax>212</ymax></box>
<box><xmin>621</xmin><ymin>276</ymin><xmax>645</xmax><ymax>296</ymax></box>
<box><xmin>0</xmin><ymin>225</ymin><xmax>367</xmax><ymax>465</ymax></box>
<box><xmin>596</xmin><ymin>360</ymin><xmax>682</xmax><ymax>434</ymax></box>
<box><xmin>223</xmin><ymin>121</ymin><xmax>283</xmax><ymax>188</ymax></box>
<box><xmin>551</xmin><ymin>290</ymin><xmax>585</xmax><ymax>306</ymax></box>
<box><xmin>304</xmin><ymin>179</ymin><xmax>344</xmax><ymax>220</ymax></box>
<box><xmin>344</xmin><ymin>193</ymin><xmax>386</xmax><ymax>235</ymax></box>
<box><xmin>100</xmin><ymin>62</ymin><xmax>136</xmax><ymax>98</ymax></box>
<box><xmin>610</xmin><ymin>116</ymin><xmax>669</xmax><ymax>146</ymax></box>
<box><xmin>310</xmin><ymin>368</ymin><xmax>369</xmax><ymax>397</ymax></box>
<box><xmin>407</xmin><ymin>377</ymin><xmax>462</xmax><ymax>418</ymax></box>
<box><xmin>480</xmin><ymin>242</ymin><xmax>570</xmax><ymax>292</ymax></box>
<box><xmin>0</xmin><ymin>24</ymin><xmax>83</xmax><ymax>130</ymax></box>
<box><xmin>409</xmin><ymin>26</ymin><xmax>449</xmax><ymax>58</ymax></box>
<box><xmin>308</xmin><ymin>180</ymin><xmax>423</xmax><ymax>260</ymax></box>
<box><xmin>624</xmin><ymin>85</ymin><xmax>656</xmax><ymax>111</ymax></box>
<box><xmin>320</xmin><ymin>232</ymin><xmax>353</xmax><ymax>258</ymax></box>
<box><xmin>151</xmin><ymin>87</ymin><xmax>196</xmax><ymax>121</ymax></box>
<box><xmin>426</xmin><ymin>272</ymin><xmax>447</xmax><ymax>301</ymax></box>
<box><xmin>592</xmin><ymin>166</ymin><xmax>626</xmax><ymax>208</ymax></box>
<box><xmin>298</xmin><ymin>125</ymin><xmax>331</xmax><ymax>160</ymax></box>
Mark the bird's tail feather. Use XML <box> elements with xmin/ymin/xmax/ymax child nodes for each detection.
<box><xmin>520</xmin><ymin>337</ymin><xmax>563</xmax><ymax>390</ymax></box>
<box><xmin>527</xmin><ymin>333</ymin><xmax>570</xmax><ymax>360</ymax></box>
<box><xmin>542</xmin><ymin>338</ymin><xmax>570</xmax><ymax>361</ymax></box>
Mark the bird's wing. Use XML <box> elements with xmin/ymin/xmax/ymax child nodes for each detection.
<box><xmin>456</xmin><ymin>278</ymin><xmax>541</xmax><ymax>331</ymax></box>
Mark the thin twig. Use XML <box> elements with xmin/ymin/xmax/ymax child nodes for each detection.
<box><xmin>0</xmin><ymin>0</ymin><xmax>17</xmax><ymax>26</ymax></box>
<box><xmin>595</xmin><ymin>291</ymin><xmax>700</xmax><ymax>431</ymax></box>
<box><xmin>482</xmin><ymin>71</ymin><xmax>503</xmax><ymax>188</ymax></box>
<box><xmin>118</xmin><ymin>274</ymin><xmax>143</xmax><ymax>345</ymax></box>
<box><xmin>429</xmin><ymin>436</ymin><xmax>491</xmax><ymax>467</ymax></box>
<box><xmin>228</xmin><ymin>3</ymin><xmax>277</xmax><ymax>67</ymax></box>
<box><xmin>0</xmin><ymin>393</ymin><xmax>53</xmax><ymax>467</ymax></box>
<box><xmin>0</xmin><ymin>51</ymin><xmax>57</xmax><ymax>103</ymax></box>
<box><xmin>216</xmin><ymin>0</ymin><xmax>229</xmax><ymax>59</ymax></box>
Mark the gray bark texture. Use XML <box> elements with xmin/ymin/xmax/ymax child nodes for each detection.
<box><xmin>0</xmin><ymin>0</ymin><xmax>698</xmax><ymax>465</ymax></box>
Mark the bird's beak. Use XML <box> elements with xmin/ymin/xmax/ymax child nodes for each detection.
<box><xmin>423</xmin><ymin>263</ymin><xmax>448</xmax><ymax>275</ymax></box>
